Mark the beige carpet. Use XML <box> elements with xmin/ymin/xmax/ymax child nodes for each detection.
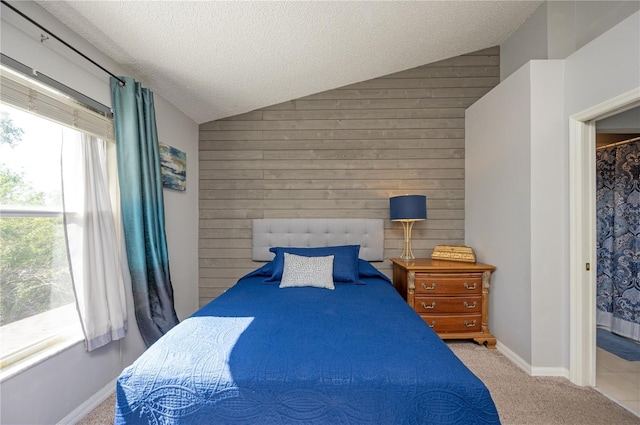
<box><xmin>447</xmin><ymin>341</ymin><xmax>638</xmax><ymax>425</ymax></box>
<box><xmin>78</xmin><ymin>341</ymin><xmax>640</xmax><ymax>424</ymax></box>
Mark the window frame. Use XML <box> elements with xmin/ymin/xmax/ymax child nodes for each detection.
<box><xmin>0</xmin><ymin>58</ymin><xmax>116</xmax><ymax>380</ymax></box>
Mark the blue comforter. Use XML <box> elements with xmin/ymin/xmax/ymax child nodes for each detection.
<box><xmin>115</xmin><ymin>263</ymin><xmax>500</xmax><ymax>424</ymax></box>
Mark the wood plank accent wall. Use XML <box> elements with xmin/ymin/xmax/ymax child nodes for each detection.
<box><xmin>198</xmin><ymin>46</ymin><xmax>500</xmax><ymax>306</ymax></box>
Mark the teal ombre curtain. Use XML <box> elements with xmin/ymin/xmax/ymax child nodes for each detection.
<box><xmin>110</xmin><ymin>76</ymin><xmax>179</xmax><ymax>347</ymax></box>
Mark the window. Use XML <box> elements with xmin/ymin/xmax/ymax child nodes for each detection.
<box><xmin>0</xmin><ymin>101</ymin><xmax>83</xmax><ymax>370</ymax></box>
<box><xmin>0</xmin><ymin>62</ymin><xmax>115</xmax><ymax>375</ymax></box>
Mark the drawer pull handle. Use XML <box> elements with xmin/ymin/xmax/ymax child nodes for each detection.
<box><xmin>421</xmin><ymin>282</ymin><xmax>436</xmax><ymax>290</ymax></box>
<box><xmin>464</xmin><ymin>282</ymin><xmax>477</xmax><ymax>290</ymax></box>
<box><xmin>421</xmin><ymin>301</ymin><xmax>436</xmax><ymax>310</ymax></box>
<box><xmin>464</xmin><ymin>320</ymin><xmax>477</xmax><ymax>328</ymax></box>
<box><xmin>428</xmin><ymin>321</ymin><xmax>436</xmax><ymax>328</ymax></box>
<box><xmin>463</xmin><ymin>301</ymin><xmax>477</xmax><ymax>309</ymax></box>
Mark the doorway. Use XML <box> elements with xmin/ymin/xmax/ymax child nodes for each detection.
<box><xmin>569</xmin><ymin>88</ymin><xmax>640</xmax><ymax>388</ymax></box>
<box><xmin>593</xmin><ymin>113</ymin><xmax>640</xmax><ymax>414</ymax></box>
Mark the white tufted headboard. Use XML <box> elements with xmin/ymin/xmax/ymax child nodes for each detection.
<box><xmin>252</xmin><ymin>219</ymin><xmax>384</xmax><ymax>262</ymax></box>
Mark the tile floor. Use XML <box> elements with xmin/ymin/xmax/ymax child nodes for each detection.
<box><xmin>596</xmin><ymin>347</ymin><xmax>640</xmax><ymax>416</ymax></box>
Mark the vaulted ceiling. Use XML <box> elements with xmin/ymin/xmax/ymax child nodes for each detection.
<box><xmin>37</xmin><ymin>1</ymin><xmax>541</xmax><ymax>124</ymax></box>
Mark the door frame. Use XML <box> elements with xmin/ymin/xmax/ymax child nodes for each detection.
<box><xmin>569</xmin><ymin>87</ymin><xmax>640</xmax><ymax>386</ymax></box>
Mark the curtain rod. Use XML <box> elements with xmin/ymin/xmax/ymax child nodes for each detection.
<box><xmin>0</xmin><ymin>0</ymin><xmax>126</xmax><ymax>87</ymax></box>
<box><xmin>597</xmin><ymin>136</ymin><xmax>640</xmax><ymax>151</ymax></box>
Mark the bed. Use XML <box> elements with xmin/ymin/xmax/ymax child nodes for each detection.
<box><xmin>115</xmin><ymin>219</ymin><xmax>500</xmax><ymax>424</ymax></box>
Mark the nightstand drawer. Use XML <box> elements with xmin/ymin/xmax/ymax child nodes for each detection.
<box><xmin>414</xmin><ymin>296</ymin><xmax>482</xmax><ymax>313</ymax></box>
<box><xmin>414</xmin><ymin>273</ymin><xmax>482</xmax><ymax>295</ymax></box>
<box><xmin>420</xmin><ymin>314</ymin><xmax>482</xmax><ymax>333</ymax></box>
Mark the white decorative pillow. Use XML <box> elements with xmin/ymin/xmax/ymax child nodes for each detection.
<box><xmin>279</xmin><ymin>252</ymin><xmax>335</xmax><ymax>290</ymax></box>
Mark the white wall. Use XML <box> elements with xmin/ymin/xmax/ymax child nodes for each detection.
<box><xmin>154</xmin><ymin>100</ymin><xmax>199</xmax><ymax>321</ymax></box>
<box><xmin>501</xmin><ymin>0</ymin><xmax>640</xmax><ymax>81</ymax></box>
<box><xmin>500</xmin><ymin>2</ymin><xmax>548</xmax><ymax>81</ymax></box>
<box><xmin>467</xmin><ymin>10</ymin><xmax>640</xmax><ymax>372</ymax></box>
<box><xmin>564</xmin><ymin>11</ymin><xmax>640</xmax><ymax>118</ymax></box>
<box><xmin>0</xmin><ymin>2</ymin><xmax>199</xmax><ymax>423</ymax></box>
<box><xmin>529</xmin><ymin>61</ymin><xmax>565</xmax><ymax>370</ymax></box>
<box><xmin>465</xmin><ymin>64</ymin><xmax>534</xmax><ymax>363</ymax></box>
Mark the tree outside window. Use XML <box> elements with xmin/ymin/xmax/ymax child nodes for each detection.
<box><xmin>0</xmin><ymin>107</ymin><xmax>74</xmax><ymax>327</ymax></box>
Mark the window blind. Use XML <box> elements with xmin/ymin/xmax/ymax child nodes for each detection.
<box><xmin>0</xmin><ymin>64</ymin><xmax>114</xmax><ymax>141</ymax></box>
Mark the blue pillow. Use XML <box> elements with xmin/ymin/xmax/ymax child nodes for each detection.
<box><xmin>267</xmin><ymin>245</ymin><xmax>360</xmax><ymax>283</ymax></box>
<box><xmin>241</xmin><ymin>261</ymin><xmax>273</xmax><ymax>280</ymax></box>
<box><xmin>357</xmin><ymin>259</ymin><xmax>392</xmax><ymax>285</ymax></box>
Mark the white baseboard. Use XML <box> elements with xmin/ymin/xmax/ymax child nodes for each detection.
<box><xmin>496</xmin><ymin>341</ymin><xmax>569</xmax><ymax>378</ymax></box>
<box><xmin>57</xmin><ymin>378</ymin><xmax>117</xmax><ymax>425</ymax></box>
<box><xmin>531</xmin><ymin>365</ymin><xmax>569</xmax><ymax>378</ymax></box>
<box><xmin>496</xmin><ymin>341</ymin><xmax>532</xmax><ymax>374</ymax></box>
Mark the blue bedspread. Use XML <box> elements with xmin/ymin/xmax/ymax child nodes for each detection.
<box><xmin>115</xmin><ymin>265</ymin><xmax>500</xmax><ymax>424</ymax></box>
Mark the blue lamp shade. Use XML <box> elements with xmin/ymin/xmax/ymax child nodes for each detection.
<box><xmin>390</xmin><ymin>195</ymin><xmax>427</xmax><ymax>221</ymax></box>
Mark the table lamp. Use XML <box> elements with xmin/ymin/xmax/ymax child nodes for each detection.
<box><xmin>390</xmin><ymin>195</ymin><xmax>427</xmax><ymax>261</ymax></box>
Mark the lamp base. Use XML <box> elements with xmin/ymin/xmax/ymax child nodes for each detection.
<box><xmin>399</xmin><ymin>221</ymin><xmax>416</xmax><ymax>261</ymax></box>
<box><xmin>399</xmin><ymin>253</ymin><xmax>415</xmax><ymax>262</ymax></box>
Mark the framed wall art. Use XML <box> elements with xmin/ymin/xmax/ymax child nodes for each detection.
<box><xmin>159</xmin><ymin>143</ymin><xmax>186</xmax><ymax>191</ymax></box>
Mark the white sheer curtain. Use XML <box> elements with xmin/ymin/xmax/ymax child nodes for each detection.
<box><xmin>61</xmin><ymin>129</ymin><xmax>129</xmax><ymax>351</ymax></box>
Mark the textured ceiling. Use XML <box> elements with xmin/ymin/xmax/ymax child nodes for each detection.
<box><xmin>37</xmin><ymin>1</ymin><xmax>541</xmax><ymax>124</ymax></box>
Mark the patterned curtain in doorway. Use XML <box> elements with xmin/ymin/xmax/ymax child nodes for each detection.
<box><xmin>596</xmin><ymin>141</ymin><xmax>640</xmax><ymax>342</ymax></box>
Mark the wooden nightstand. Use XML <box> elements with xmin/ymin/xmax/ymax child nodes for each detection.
<box><xmin>391</xmin><ymin>258</ymin><xmax>497</xmax><ymax>349</ymax></box>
